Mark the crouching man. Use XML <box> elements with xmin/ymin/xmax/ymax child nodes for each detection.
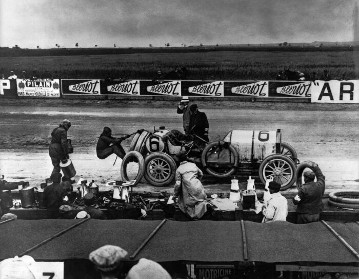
<box><xmin>173</xmin><ymin>154</ymin><xmax>209</xmax><ymax>220</ymax></box>
<box><xmin>262</xmin><ymin>181</ymin><xmax>288</xmax><ymax>223</ymax></box>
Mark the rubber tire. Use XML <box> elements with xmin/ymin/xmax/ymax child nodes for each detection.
<box><xmin>129</xmin><ymin>132</ymin><xmax>141</xmax><ymax>151</ymax></box>
<box><xmin>120</xmin><ymin>151</ymin><xmax>145</xmax><ymax>187</ymax></box>
<box><xmin>201</xmin><ymin>141</ymin><xmax>239</xmax><ymax>178</ymax></box>
<box><xmin>129</xmin><ymin>130</ymin><xmax>150</xmax><ymax>155</ymax></box>
<box><xmin>144</xmin><ymin>152</ymin><xmax>176</xmax><ymax>187</ymax></box>
<box><xmin>281</xmin><ymin>142</ymin><xmax>298</xmax><ymax>163</ymax></box>
<box><xmin>328</xmin><ymin>199</ymin><xmax>359</xmax><ymax>209</ymax></box>
<box><xmin>259</xmin><ymin>154</ymin><xmax>296</xmax><ymax>191</ymax></box>
<box><xmin>296</xmin><ymin>161</ymin><xmax>317</xmax><ymax>189</ymax></box>
<box><xmin>329</xmin><ymin>191</ymin><xmax>359</xmax><ymax>204</ymax></box>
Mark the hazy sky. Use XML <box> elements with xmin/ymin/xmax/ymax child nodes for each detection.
<box><xmin>0</xmin><ymin>0</ymin><xmax>358</xmax><ymax>48</ymax></box>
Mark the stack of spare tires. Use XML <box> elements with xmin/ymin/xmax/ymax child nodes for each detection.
<box><xmin>328</xmin><ymin>190</ymin><xmax>359</xmax><ymax>209</ymax></box>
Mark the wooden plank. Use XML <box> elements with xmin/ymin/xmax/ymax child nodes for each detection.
<box><xmin>321</xmin><ymin>220</ymin><xmax>359</xmax><ymax>260</ymax></box>
<box><xmin>240</xmin><ymin>220</ymin><xmax>248</xmax><ymax>261</ymax></box>
<box><xmin>276</xmin><ymin>264</ymin><xmax>358</xmax><ymax>272</ymax></box>
<box><xmin>130</xmin><ymin>219</ymin><xmax>167</xmax><ymax>260</ymax></box>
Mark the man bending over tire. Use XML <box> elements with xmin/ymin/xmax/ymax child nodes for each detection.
<box><xmin>96</xmin><ymin>127</ymin><xmax>128</xmax><ymax>160</ymax></box>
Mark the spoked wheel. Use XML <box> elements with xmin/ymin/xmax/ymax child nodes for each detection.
<box><xmin>201</xmin><ymin>141</ymin><xmax>239</xmax><ymax>178</ymax></box>
<box><xmin>259</xmin><ymin>154</ymin><xmax>296</xmax><ymax>190</ymax></box>
<box><xmin>280</xmin><ymin>142</ymin><xmax>298</xmax><ymax>163</ymax></box>
<box><xmin>144</xmin><ymin>152</ymin><xmax>176</xmax><ymax>187</ymax></box>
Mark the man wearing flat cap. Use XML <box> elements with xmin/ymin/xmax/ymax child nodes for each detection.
<box><xmin>262</xmin><ymin>181</ymin><xmax>288</xmax><ymax>223</ymax></box>
<box><xmin>293</xmin><ymin>161</ymin><xmax>325</xmax><ymax>224</ymax></box>
<box><xmin>177</xmin><ymin>96</ymin><xmax>191</xmax><ymax>135</ymax></box>
<box><xmin>89</xmin><ymin>245</ymin><xmax>128</xmax><ymax>279</ymax></box>
<box><xmin>49</xmin><ymin>119</ymin><xmax>72</xmax><ymax>178</ymax></box>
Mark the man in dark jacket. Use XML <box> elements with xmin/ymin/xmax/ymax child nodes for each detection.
<box><xmin>49</xmin><ymin>119</ymin><xmax>71</xmax><ymax>178</ymax></box>
<box><xmin>96</xmin><ymin>127</ymin><xmax>128</xmax><ymax>160</ymax></box>
<box><xmin>177</xmin><ymin>97</ymin><xmax>191</xmax><ymax>134</ymax></box>
<box><xmin>188</xmin><ymin>104</ymin><xmax>209</xmax><ymax>145</ymax></box>
<box><xmin>293</xmin><ymin>161</ymin><xmax>325</xmax><ymax>224</ymax></box>
<box><xmin>44</xmin><ymin>172</ymin><xmax>69</xmax><ymax>218</ymax></box>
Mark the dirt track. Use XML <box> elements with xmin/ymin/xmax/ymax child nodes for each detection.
<box><xmin>0</xmin><ymin>98</ymin><xmax>358</xmax><ymax>193</ymax></box>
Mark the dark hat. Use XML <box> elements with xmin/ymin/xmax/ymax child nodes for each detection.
<box><xmin>89</xmin><ymin>245</ymin><xmax>128</xmax><ymax>272</ymax></box>
<box><xmin>103</xmin><ymin>127</ymin><xmax>112</xmax><ymax>134</ymax></box>
<box><xmin>268</xmin><ymin>181</ymin><xmax>281</xmax><ymax>191</ymax></box>
<box><xmin>189</xmin><ymin>104</ymin><xmax>198</xmax><ymax>112</ymax></box>
<box><xmin>303</xmin><ymin>170</ymin><xmax>315</xmax><ymax>180</ymax></box>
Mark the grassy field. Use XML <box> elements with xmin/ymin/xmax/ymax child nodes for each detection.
<box><xmin>0</xmin><ymin>49</ymin><xmax>356</xmax><ymax>80</ymax></box>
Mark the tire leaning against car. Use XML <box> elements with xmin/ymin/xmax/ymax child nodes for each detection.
<box><xmin>120</xmin><ymin>151</ymin><xmax>145</xmax><ymax>187</ymax></box>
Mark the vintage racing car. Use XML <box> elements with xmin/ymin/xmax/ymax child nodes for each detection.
<box><xmin>121</xmin><ymin>127</ymin><xmax>299</xmax><ymax>190</ymax></box>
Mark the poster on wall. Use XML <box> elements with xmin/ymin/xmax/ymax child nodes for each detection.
<box><xmin>181</xmin><ymin>81</ymin><xmax>224</xmax><ymax>97</ymax></box>
<box><xmin>16</xmin><ymin>79</ymin><xmax>60</xmax><ymax>97</ymax></box>
<box><xmin>311</xmin><ymin>80</ymin><xmax>359</xmax><ymax>103</ymax></box>
<box><xmin>61</xmin><ymin>79</ymin><xmax>102</xmax><ymax>95</ymax></box>
<box><xmin>106</xmin><ymin>79</ymin><xmax>140</xmax><ymax>95</ymax></box>
<box><xmin>0</xmin><ymin>79</ymin><xmax>17</xmax><ymax>98</ymax></box>
<box><xmin>140</xmin><ymin>80</ymin><xmax>181</xmax><ymax>96</ymax></box>
<box><xmin>269</xmin><ymin>81</ymin><xmax>311</xmax><ymax>98</ymax></box>
<box><xmin>224</xmin><ymin>81</ymin><xmax>269</xmax><ymax>97</ymax></box>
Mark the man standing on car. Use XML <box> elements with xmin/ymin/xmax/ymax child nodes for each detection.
<box><xmin>177</xmin><ymin>96</ymin><xmax>191</xmax><ymax>135</ymax></box>
<box><xmin>49</xmin><ymin>119</ymin><xmax>72</xmax><ymax>178</ymax></box>
<box><xmin>293</xmin><ymin>161</ymin><xmax>325</xmax><ymax>224</ymax></box>
<box><xmin>188</xmin><ymin>104</ymin><xmax>209</xmax><ymax>144</ymax></box>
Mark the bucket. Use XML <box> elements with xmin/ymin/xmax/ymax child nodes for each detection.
<box><xmin>229</xmin><ymin>178</ymin><xmax>240</xmax><ymax>203</ymax></box>
<box><xmin>1</xmin><ymin>190</ymin><xmax>13</xmax><ymax>209</ymax></box>
<box><xmin>20</xmin><ymin>187</ymin><xmax>35</xmax><ymax>208</ymax></box>
<box><xmin>60</xmin><ymin>159</ymin><xmax>76</xmax><ymax>178</ymax></box>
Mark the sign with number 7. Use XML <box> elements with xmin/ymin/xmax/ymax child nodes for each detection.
<box><xmin>29</xmin><ymin>262</ymin><xmax>64</xmax><ymax>279</ymax></box>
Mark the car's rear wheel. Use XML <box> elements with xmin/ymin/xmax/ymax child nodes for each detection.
<box><xmin>259</xmin><ymin>154</ymin><xmax>296</xmax><ymax>190</ymax></box>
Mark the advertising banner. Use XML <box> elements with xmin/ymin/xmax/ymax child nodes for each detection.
<box><xmin>139</xmin><ymin>80</ymin><xmax>181</xmax><ymax>96</ymax></box>
<box><xmin>182</xmin><ymin>81</ymin><xmax>224</xmax><ymax>97</ymax></box>
<box><xmin>16</xmin><ymin>79</ymin><xmax>60</xmax><ymax>97</ymax></box>
<box><xmin>0</xmin><ymin>79</ymin><xmax>17</xmax><ymax>98</ymax></box>
<box><xmin>224</xmin><ymin>81</ymin><xmax>269</xmax><ymax>97</ymax></box>
<box><xmin>106</xmin><ymin>79</ymin><xmax>140</xmax><ymax>95</ymax></box>
<box><xmin>269</xmin><ymin>81</ymin><xmax>311</xmax><ymax>98</ymax></box>
<box><xmin>61</xmin><ymin>79</ymin><xmax>102</xmax><ymax>95</ymax></box>
<box><xmin>311</xmin><ymin>80</ymin><xmax>359</xmax><ymax>103</ymax></box>
<box><xmin>194</xmin><ymin>264</ymin><xmax>235</xmax><ymax>279</ymax></box>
